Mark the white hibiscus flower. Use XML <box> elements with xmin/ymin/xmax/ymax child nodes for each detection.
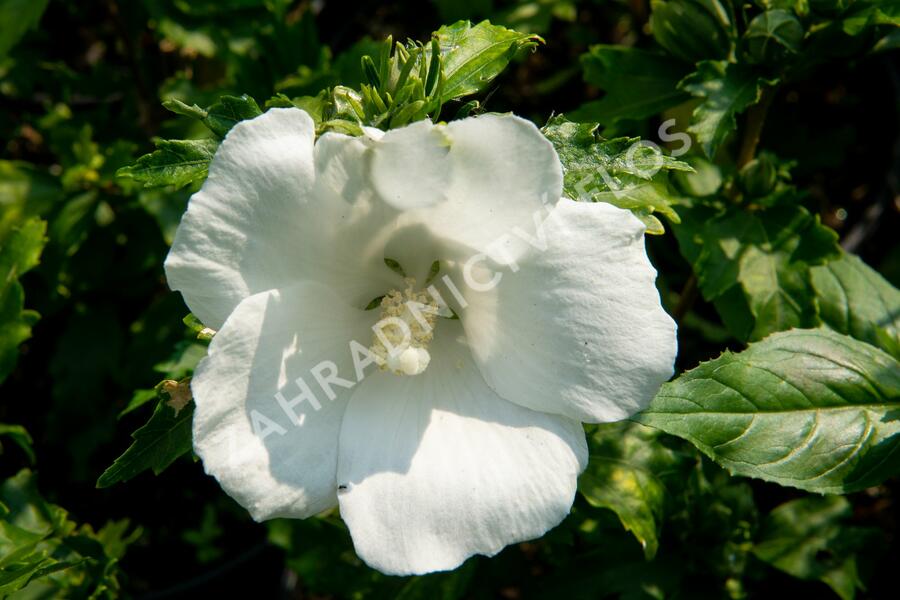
<box><xmin>164</xmin><ymin>107</ymin><xmax>677</xmax><ymax>575</ymax></box>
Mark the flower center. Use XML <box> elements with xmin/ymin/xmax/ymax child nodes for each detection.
<box><xmin>370</xmin><ymin>278</ymin><xmax>440</xmax><ymax>376</ymax></box>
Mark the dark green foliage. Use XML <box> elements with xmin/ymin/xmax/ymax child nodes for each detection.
<box><xmin>96</xmin><ymin>398</ymin><xmax>195</xmax><ymax>488</ymax></box>
<box><xmin>0</xmin><ymin>218</ymin><xmax>46</xmax><ymax>382</ymax></box>
<box><xmin>573</xmin><ymin>45</ymin><xmax>692</xmax><ymax>125</ymax></box>
<box><xmin>1</xmin><ymin>0</ymin><xmax>899</xmax><ymax>597</ymax></box>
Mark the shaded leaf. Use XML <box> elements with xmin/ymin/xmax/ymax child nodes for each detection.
<box><xmin>572</xmin><ymin>45</ymin><xmax>691</xmax><ymax>125</ymax></box>
<box><xmin>579</xmin><ymin>423</ymin><xmax>678</xmax><ymax>559</ymax></box>
<box><xmin>753</xmin><ymin>496</ymin><xmax>882</xmax><ymax>600</ymax></box>
<box><xmin>0</xmin><ymin>0</ymin><xmax>50</xmax><ymax>58</ymax></box>
<box><xmin>0</xmin><ymin>424</ymin><xmax>35</xmax><ymax>464</ymax></box>
<box><xmin>0</xmin><ymin>218</ymin><xmax>47</xmax><ymax>383</ymax></box>
<box><xmin>743</xmin><ymin>9</ymin><xmax>805</xmax><ymax>65</ymax></box>
<box><xmin>679</xmin><ymin>60</ymin><xmax>776</xmax><ymax>158</ymax></box>
<box><xmin>674</xmin><ymin>203</ymin><xmax>840</xmax><ymax>341</ymax></box>
<box><xmin>96</xmin><ymin>400</ymin><xmax>195</xmax><ymax>487</ymax></box>
<box><xmin>0</xmin><ymin>161</ymin><xmax>60</xmax><ymax>238</ymax></box>
<box><xmin>811</xmin><ymin>251</ymin><xmax>900</xmax><ymax>358</ymax></box>
<box><xmin>0</xmin><ymin>470</ymin><xmax>137</xmax><ymax>596</ymax></box>
<box><xmin>650</xmin><ymin>0</ymin><xmax>735</xmax><ymax>64</ymax></box>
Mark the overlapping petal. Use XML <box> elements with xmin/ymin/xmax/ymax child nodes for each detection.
<box><xmin>192</xmin><ymin>281</ymin><xmax>373</xmax><ymax>520</ymax></box>
<box><xmin>461</xmin><ymin>199</ymin><xmax>677</xmax><ymax>423</ymax></box>
<box><xmin>369</xmin><ymin>119</ymin><xmax>452</xmax><ymax>210</ymax></box>
<box><xmin>336</xmin><ymin>320</ymin><xmax>587</xmax><ymax>575</ymax></box>
<box><xmin>419</xmin><ymin>114</ymin><xmax>563</xmax><ymax>264</ymax></box>
<box><xmin>165</xmin><ymin>109</ymin><xmax>397</xmax><ymax>329</ymax></box>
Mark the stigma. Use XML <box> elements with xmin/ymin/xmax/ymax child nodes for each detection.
<box><xmin>370</xmin><ymin>278</ymin><xmax>439</xmax><ymax>376</ymax></box>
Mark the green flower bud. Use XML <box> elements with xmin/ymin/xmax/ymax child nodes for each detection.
<box><xmin>650</xmin><ymin>0</ymin><xmax>735</xmax><ymax>64</ymax></box>
<box><xmin>739</xmin><ymin>154</ymin><xmax>778</xmax><ymax>198</ymax></box>
<box><xmin>743</xmin><ymin>10</ymin><xmax>805</xmax><ymax>66</ymax></box>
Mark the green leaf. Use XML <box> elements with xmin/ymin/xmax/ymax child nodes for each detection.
<box><xmin>811</xmin><ymin>252</ymin><xmax>900</xmax><ymax>358</ymax></box>
<box><xmin>383</xmin><ymin>257</ymin><xmax>407</xmax><ymax>277</ymax></box>
<box><xmin>433</xmin><ymin>20</ymin><xmax>541</xmax><ymax>104</ymax></box>
<box><xmin>674</xmin><ymin>203</ymin><xmax>840</xmax><ymax>341</ymax></box>
<box><xmin>579</xmin><ymin>423</ymin><xmax>678</xmax><ymax>559</ymax></box>
<box><xmin>1</xmin><ymin>470</ymin><xmax>136</xmax><ymax>595</ymax></box>
<box><xmin>673</xmin><ymin>155</ymin><xmax>723</xmax><ymax>197</ymax></box>
<box><xmin>0</xmin><ymin>218</ymin><xmax>47</xmax><ymax>383</ymax></box>
<box><xmin>0</xmin><ymin>470</ymin><xmax>68</xmax><ymax>593</ymax></box>
<box><xmin>0</xmin><ymin>424</ymin><xmax>35</xmax><ymax>464</ymax></box>
<box><xmin>840</xmin><ymin>0</ymin><xmax>900</xmax><ymax>35</ymax></box>
<box><xmin>753</xmin><ymin>496</ymin><xmax>882</xmax><ymax>600</ymax></box>
<box><xmin>96</xmin><ymin>399</ymin><xmax>195</xmax><ymax>487</ymax></box>
<box><xmin>119</xmin><ymin>340</ymin><xmax>204</xmax><ymax>419</ymax></box>
<box><xmin>118</xmin><ymin>389</ymin><xmax>158</xmax><ymax>419</ymax></box>
<box><xmin>162</xmin><ymin>98</ymin><xmax>209</xmax><ymax>120</ymax></box>
<box><xmin>116</xmin><ymin>139</ymin><xmax>218</xmax><ymax>190</ymax></box>
<box><xmin>542</xmin><ymin>115</ymin><xmax>691</xmax><ymax>233</ymax></box>
<box><xmin>634</xmin><ymin>328</ymin><xmax>900</xmax><ymax>494</ymax></box>
<box><xmin>164</xmin><ymin>95</ymin><xmax>262</xmax><ymax>137</ymax></box>
<box><xmin>202</xmin><ymin>94</ymin><xmax>263</xmax><ymax>137</ymax></box>
<box><xmin>743</xmin><ymin>9</ymin><xmax>805</xmax><ymax>65</ymax></box>
<box><xmin>0</xmin><ymin>161</ymin><xmax>60</xmax><ymax>239</ymax></box>
<box><xmin>0</xmin><ymin>0</ymin><xmax>50</xmax><ymax>58</ymax></box>
<box><xmin>572</xmin><ymin>46</ymin><xmax>691</xmax><ymax>126</ymax></box>
<box><xmin>679</xmin><ymin>60</ymin><xmax>775</xmax><ymax>158</ymax></box>
<box><xmin>277</xmin><ymin>91</ymin><xmax>329</xmax><ymax>124</ymax></box>
<box><xmin>182</xmin><ymin>313</ymin><xmax>216</xmax><ymax>342</ymax></box>
<box><xmin>394</xmin><ymin>562</ymin><xmax>477</xmax><ymax>600</ymax></box>
<box><xmin>119</xmin><ymin>340</ymin><xmax>206</xmax><ymax>419</ymax></box>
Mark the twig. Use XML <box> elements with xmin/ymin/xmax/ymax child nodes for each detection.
<box><xmin>736</xmin><ymin>87</ymin><xmax>775</xmax><ymax>169</ymax></box>
<box><xmin>673</xmin><ymin>272</ymin><xmax>699</xmax><ymax>324</ymax></box>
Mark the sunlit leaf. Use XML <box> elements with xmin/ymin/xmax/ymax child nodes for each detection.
<box><xmin>116</xmin><ymin>139</ymin><xmax>218</xmax><ymax>190</ymax></box>
<box><xmin>542</xmin><ymin>115</ymin><xmax>690</xmax><ymax>233</ymax></box>
<box><xmin>433</xmin><ymin>20</ymin><xmax>541</xmax><ymax>103</ymax></box>
<box><xmin>635</xmin><ymin>328</ymin><xmax>900</xmax><ymax>494</ymax></box>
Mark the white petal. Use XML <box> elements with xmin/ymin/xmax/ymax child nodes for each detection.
<box><xmin>165</xmin><ymin>108</ymin><xmax>396</xmax><ymax>329</ymax></box>
<box><xmin>461</xmin><ymin>199</ymin><xmax>677</xmax><ymax>423</ymax></box>
<box><xmin>422</xmin><ymin>113</ymin><xmax>563</xmax><ymax>263</ymax></box>
<box><xmin>370</xmin><ymin>119</ymin><xmax>451</xmax><ymax>210</ymax></box>
<box><xmin>192</xmin><ymin>281</ymin><xmax>374</xmax><ymax>521</ymax></box>
<box><xmin>336</xmin><ymin>320</ymin><xmax>587</xmax><ymax>575</ymax></box>
<box><xmin>360</xmin><ymin>114</ymin><xmax>563</xmax><ymax>268</ymax></box>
